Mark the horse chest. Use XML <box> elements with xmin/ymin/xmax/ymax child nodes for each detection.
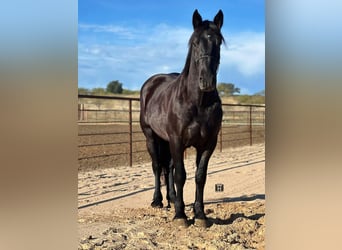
<box><xmin>183</xmin><ymin>119</ymin><xmax>211</xmax><ymax>147</ymax></box>
<box><xmin>186</xmin><ymin>122</ymin><xmax>206</xmax><ymax>140</ymax></box>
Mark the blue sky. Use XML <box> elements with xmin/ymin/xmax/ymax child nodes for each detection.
<box><xmin>79</xmin><ymin>0</ymin><xmax>264</xmax><ymax>94</ymax></box>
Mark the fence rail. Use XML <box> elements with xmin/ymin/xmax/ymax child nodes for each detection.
<box><xmin>78</xmin><ymin>94</ymin><xmax>265</xmax><ymax>170</ymax></box>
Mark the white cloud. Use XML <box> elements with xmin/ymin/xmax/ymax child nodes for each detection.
<box><xmin>79</xmin><ymin>23</ymin><xmax>138</xmax><ymax>40</ymax></box>
<box><xmin>78</xmin><ymin>24</ymin><xmax>264</xmax><ymax>92</ymax></box>
<box><xmin>221</xmin><ymin>32</ymin><xmax>265</xmax><ymax>76</ymax></box>
<box><xmin>79</xmin><ymin>23</ymin><xmax>192</xmax><ymax>88</ymax></box>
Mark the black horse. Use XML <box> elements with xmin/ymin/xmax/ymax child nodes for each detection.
<box><xmin>140</xmin><ymin>9</ymin><xmax>224</xmax><ymax>227</ymax></box>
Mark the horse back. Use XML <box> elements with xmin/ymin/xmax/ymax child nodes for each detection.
<box><xmin>140</xmin><ymin>73</ymin><xmax>179</xmax><ymax>106</ymax></box>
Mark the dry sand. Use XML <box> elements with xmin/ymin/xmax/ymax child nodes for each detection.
<box><xmin>78</xmin><ymin>144</ymin><xmax>265</xmax><ymax>249</ymax></box>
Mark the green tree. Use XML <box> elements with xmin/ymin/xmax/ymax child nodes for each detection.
<box><xmin>217</xmin><ymin>83</ymin><xmax>240</xmax><ymax>96</ymax></box>
<box><xmin>106</xmin><ymin>80</ymin><xmax>123</xmax><ymax>94</ymax></box>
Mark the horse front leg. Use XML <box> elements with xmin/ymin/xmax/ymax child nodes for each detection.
<box><xmin>169</xmin><ymin>138</ymin><xmax>187</xmax><ymax>227</ymax></box>
<box><xmin>193</xmin><ymin>148</ymin><xmax>215</xmax><ymax>226</ymax></box>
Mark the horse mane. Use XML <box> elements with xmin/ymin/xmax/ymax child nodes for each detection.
<box><xmin>181</xmin><ymin>45</ymin><xmax>193</xmax><ymax>76</ymax></box>
<box><xmin>181</xmin><ymin>21</ymin><xmax>225</xmax><ymax>76</ymax></box>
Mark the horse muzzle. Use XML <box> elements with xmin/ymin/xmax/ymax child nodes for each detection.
<box><xmin>199</xmin><ymin>76</ymin><xmax>216</xmax><ymax>92</ymax></box>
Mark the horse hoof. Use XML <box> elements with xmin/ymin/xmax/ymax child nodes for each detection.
<box><xmin>151</xmin><ymin>201</ymin><xmax>163</xmax><ymax>208</ymax></box>
<box><xmin>173</xmin><ymin>218</ymin><xmax>188</xmax><ymax>228</ymax></box>
<box><xmin>194</xmin><ymin>219</ymin><xmax>208</xmax><ymax>228</ymax></box>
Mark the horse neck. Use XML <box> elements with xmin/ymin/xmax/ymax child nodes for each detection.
<box><xmin>180</xmin><ymin>51</ymin><xmax>215</xmax><ymax>106</ymax></box>
<box><xmin>179</xmin><ymin>49</ymin><xmax>199</xmax><ymax>98</ymax></box>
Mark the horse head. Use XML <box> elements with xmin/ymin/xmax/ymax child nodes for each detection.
<box><xmin>190</xmin><ymin>9</ymin><xmax>224</xmax><ymax>92</ymax></box>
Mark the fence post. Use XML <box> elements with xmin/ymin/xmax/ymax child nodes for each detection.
<box><xmin>249</xmin><ymin>105</ymin><xmax>252</xmax><ymax>146</ymax></box>
<box><xmin>129</xmin><ymin>99</ymin><xmax>133</xmax><ymax>166</ymax></box>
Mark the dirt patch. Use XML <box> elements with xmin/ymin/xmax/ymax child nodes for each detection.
<box><xmin>79</xmin><ymin>202</ymin><xmax>264</xmax><ymax>250</ymax></box>
<box><xmin>78</xmin><ymin>144</ymin><xmax>265</xmax><ymax>249</ymax></box>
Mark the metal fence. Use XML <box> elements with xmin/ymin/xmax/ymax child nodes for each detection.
<box><xmin>78</xmin><ymin>94</ymin><xmax>265</xmax><ymax>170</ymax></box>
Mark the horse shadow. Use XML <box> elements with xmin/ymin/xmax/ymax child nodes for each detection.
<box><xmin>205</xmin><ymin>212</ymin><xmax>265</xmax><ymax>227</ymax></box>
<box><xmin>205</xmin><ymin>194</ymin><xmax>265</xmax><ymax>204</ymax></box>
<box><xmin>195</xmin><ymin>194</ymin><xmax>265</xmax><ymax>227</ymax></box>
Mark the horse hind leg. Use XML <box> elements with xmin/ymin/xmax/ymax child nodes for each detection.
<box><xmin>164</xmin><ymin>158</ymin><xmax>176</xmax><ymax>208</ymax></box>
<box><xmin>160</xmin><ymin>141</ymin><xmax>176</xmax><ymax>208</ymax></box>
<box><xmin>151</xmin><ymin>163</ymin><xmax>163</xmax><ymax>208</ymax></box>
<box><xmin>145</xmin><ymin>132</ymin><xmax>164</xmax><ymax>208</ymax></box>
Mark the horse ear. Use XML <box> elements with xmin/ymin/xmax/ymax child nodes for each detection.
<box><xmin>214</xmin><ymin>9</ymin><xmax>224</xmax><ymax>29</ymax></box>
<box><xmin>192</xmin><ymin>9</ymin><xmax>202</xmax><ymax>29</ymax></box>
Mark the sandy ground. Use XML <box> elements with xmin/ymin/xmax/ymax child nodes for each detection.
<box><xmin>78</xmin><ymin>144</ymin><xmax>265</xmax><ymax>249</ymax></box>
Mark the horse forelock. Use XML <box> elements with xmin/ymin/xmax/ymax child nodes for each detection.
<box><xmin>188</xmin><ymin>20</ymin><xmax>225</xmax><ymax>46</ymax></box>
